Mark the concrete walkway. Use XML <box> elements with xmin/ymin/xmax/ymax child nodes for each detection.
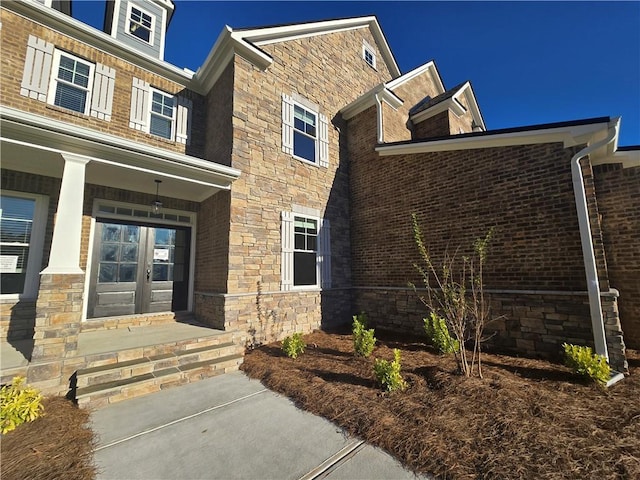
<box><xmin>92</xmin><ymin>372</ymin><xmax>430</xmax><ymax>480</ymax></box>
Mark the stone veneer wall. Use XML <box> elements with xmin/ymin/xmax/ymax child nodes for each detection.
<box><xmin>353</xmin><ymin>288</ymin><xmax>627</xmax><ymax>372</ymax></box>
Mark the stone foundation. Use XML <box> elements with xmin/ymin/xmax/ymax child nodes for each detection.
<box><xmin>1</xmin><ymin>299</ymin><xmax>36</xmax><ymax>340</ymax></box>
<box><xmin>354</xmin><ymin>287</ymin><xmax>628</xmax><ymax>372</ymax></box>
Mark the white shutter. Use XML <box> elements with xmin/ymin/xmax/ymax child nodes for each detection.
<box><xmin>318</xmin><ymin>113</ymin><xmax>329</xmax><ymax>168</ymax></box>
<box><xmin>20</xmin><ymin>35</ymin><xmax>54</xmax><ymax>101</ymax></box>
<box><xmin>282</xmin><ymin>94</ymin><xmax>294</xmax><ymax>155</ymax></box>
<box><xmin>175</xmin><ymin>96</ymin><xmax>192</xmax><ymax>145</ymax></box>
<box><xmin>319</xmin><ymin>218</ymin><xmax>331</xmax><ymax>288</ymax></box>
<box><xmin>281</xmin><ymin>211</ymin><xmax>294</xmax><ymax>291</ymax></box>
<box><xmin>90</xmin><ymin>63</ymin><xmax>116</xmax><ymax>121</ymax></box>
<box><xmin>129</xmin><ymin>77</ymin><xmax>149</xmax><ymax>130</ymax></box>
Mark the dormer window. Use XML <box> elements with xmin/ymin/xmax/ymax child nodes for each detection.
<box><xmin>363</xmin><ymin>40</ymin><xmax>376</xmax><ymax>69</ymax></box>
<box><xmin>127</xmin><ymin>4</ymin><xmax>154</xmax><ymax>44</ymax></box>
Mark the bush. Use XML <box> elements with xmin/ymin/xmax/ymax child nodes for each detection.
<box><xmin>424</xmin><ymin>312</ymin><xmax>459</xmax><ymax>354</ymax></box>
<box><xmin>282</xmin><ymin>333</ymin><xmax>306</xmax><ymax>359</ymax></box>
<box><xmin>1</xmin><ymin>376</ymin><xmax>44</xmax><ymax>434</ymax></box>
<box><xmin>563</xmin><ymin>343</ymin><xmax>611</xmax><ymax>386</ymax></box>
<box><xmin>353</xmin><ymin>312</ymin><xmax>376</xmax><ymax>358</ymax></box>
<box><xmin>373</xmin><ymin>349</ymin><xmax>407</xmax><ymax>392</ymax></box>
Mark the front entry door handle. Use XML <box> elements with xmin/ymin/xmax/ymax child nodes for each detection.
<box><xmin>146</xmin><ymin>268</ymin><xmax>151</xmax><ymax>281</ymax></box>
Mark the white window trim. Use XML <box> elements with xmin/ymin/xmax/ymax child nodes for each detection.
<box><xmin>282</xmin><ymin>93</ymin><xmax>329</xmax><ymax>168</ymax></box>
<box><xmin>0</xmin><ymin>191</ymin><xmax>49</xmax><ymax>300</ymax></box>
<box><xmin>47</xmin><ymin>49</ymin><xmax>95</xmax><ymax>115</ymax></box>
<box><xmin>147</xmin><ymin>87</ymin><xmax>176</xmax><ymax>141</ymax></box>
<box><xmin>125</xmin><ymin>2</ymin><xmax>156</xmax><ymax>46</ymax></box>
<box><xmin>363</xmin><ymin>40</ymin><xmax>377</xmax><ymax>70</ymax></box>
<box><xmin>292</xmin><ymin>101</ymin><xmax>319</xmax><ymax>165</ymax></box>
<box><xmin>281</xmin><ymin>209</ymin><xmax>331</xmax><ymax>292</ymax></box>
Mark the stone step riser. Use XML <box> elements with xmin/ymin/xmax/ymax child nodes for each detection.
<box><xmin>81</xmin><ymin>333</ymin><xmax>239</xmax><ymax>370</ymax></box>
<box><xmin>75</xmin><ymin>343</ymin><xmax>242</xmax><ymax>388</ymax></box>
<box><xmin>76</xmin><ymin>356</ymin><xmax>243</xmax><ymax>408</ymax></box>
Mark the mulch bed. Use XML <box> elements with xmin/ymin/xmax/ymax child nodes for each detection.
<box><xmin>1</xmin><ymin>396</ymin><xmax>96</xmax><ymax>480</ymax></box>
<box><xmin>241</xmin><ymin>330</ymin><xmax>640</xmax><ymax>479</ymax></box>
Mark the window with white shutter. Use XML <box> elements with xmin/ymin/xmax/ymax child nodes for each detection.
<box><xmin>130</xmin><ymin>79</ymin><xmax>191</xmax><ymax>143</ymax></box>
<box><xmin>282</xmin><ymin>93</ymin><xmax>329</xmax><ymax>167</ymax></box>
<box><xmin>21</xmin><ymin>35</ymin><xmax>115</xmax><ymax>120</ymax></box>
<box><xmin>281</xmin><ymin>211</ymin><xmax>331</xmax><ymax>291</ymax></box>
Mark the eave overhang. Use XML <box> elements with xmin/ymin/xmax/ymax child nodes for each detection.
<box><xmin>0</xmin><ymin>106</ymin><xmax>241</xmax><ymax>202</ymax></box>
<box><xmin>3</xmin><ymin>1</ymin><xmax>195</xmax><ymax>88</ymax></box>
<box><xmin>194</xmin><ymin>16</ymin><xmax>401</xmax><ymax>94</ymax></box>
<box><xmin>375</xmin><ymin>117</ymin><xmax>617</xmax><ymax>159</ymax></box>
<box><xmin>340</xmin><ymin>84</ymin><xmax>403</xmax><ymax>120</ymax></box>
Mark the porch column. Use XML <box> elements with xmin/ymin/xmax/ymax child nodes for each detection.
<box><xmin>41</xmin><ymin>153</ymin><xmax>89</xmax><ymax>274</ymax></box>
<box><xmin>30</xmin><ymin>154</ymin><xmax>89</xmax><ymax>369</ymax></box>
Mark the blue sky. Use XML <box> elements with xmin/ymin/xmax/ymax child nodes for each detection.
<box><xmin>73</xmin><ymin>1</ymin><xmax>640</xmax><ymax>145</ymax></box>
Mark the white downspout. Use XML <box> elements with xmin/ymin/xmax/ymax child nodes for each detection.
<box><xmin>570</xmin><ymin>120</ymin><xmax>619</xmax><ymax>361</ymax></box>
<box><xmin>374</xmin><ymin>93</ymin><xmax>384</xmax><ymax>143</ymax></box>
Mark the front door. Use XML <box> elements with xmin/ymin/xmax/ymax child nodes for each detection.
<box><xmin>88</xmin><ymin>220</ymin><xmax>190</xmax><ymax>319</ymax></box>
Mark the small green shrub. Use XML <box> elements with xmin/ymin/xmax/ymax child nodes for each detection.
<box><xmin>1</xmin><ymin>376</ymin><xmax>44</xmax><ymax>434</ymax></box>
<box><xmin>563</xmin><ymin>343</ymin><xmax>611</xmax><ymax>386</ymax></box>
<box><xmin>282</xmin><ymin>333</ymin><xmax>306</xmax><ymax>359</ymax></box>
<box><xmin>424</xmin><ymin>312</ymin><xmax>459</xmax><ymax>354</ymax></box>
<box><xmin>373</xmin><ymin>349</ymin><xmax>408</xmax><ymax>392</ymax></box>
<box><xmin>353</xmin><ymin>312</ymin><xmax>376</xmax><ymax>358</ymax></box>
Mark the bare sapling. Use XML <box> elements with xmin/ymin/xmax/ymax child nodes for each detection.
<box><xmin>410</xmin><ymin>213</ymin><xmax>498</xmax><ymax>378</ymax></box>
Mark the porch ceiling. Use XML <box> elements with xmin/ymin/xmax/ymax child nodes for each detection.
<box><xmin>0</xmin><ymin>107</ymin><xmax>241</xmax><ymax>202</ymax></box>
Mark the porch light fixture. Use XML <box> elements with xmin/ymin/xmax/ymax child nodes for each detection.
<box><xmin>151</xmin><ymin>179</ymin><xmax>162</xmax><ymax>214</ymax></box>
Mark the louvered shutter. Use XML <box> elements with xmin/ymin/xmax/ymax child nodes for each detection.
<box><xmin>90</xmin><ymin>63</ymin><xmax>116</xmax><ymax>121</ymax></box>
<box><xmin>20</xmin><ymin>35</ymin><xmax>54</xmax><ymax>101</ymax></box>
<box><xmin>281</xmin><ymin>211</ymin><xmax>294</xmax><ymax>291</ymax></box>
<box><xmin>318</xmin><ymin>113</ymin><xmax>329</xmax><ymax>168</ymax></box>
<box><xmin>176</xmin><ymin>96</ymin><xmax>192</xmax><ymax>145</ymax></box>
<box><xmin>129</xmin><ymin>77</ymin><xmax>149</xmax><ymax>130</ymax></box>
<box><xmin>319</xmin><ymin>218</ymin><xmax>331</xmax><ymax>288</ymax></box>
<box><xmin>282</xmin><ymin>94</ymin><xmax>294</xmax><ymax>155</ymax></box>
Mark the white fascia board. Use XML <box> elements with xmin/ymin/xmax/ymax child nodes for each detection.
<box><xmin>233</xmin><ymin>16</ymin><xmax>400</xmax><ymax>78</ymax></box>
<box><xmin>340</xmin><ymin>84</ymin><xmax>403</xmax><ymax>120</ymax></box>
<box><xmin>459</xmin><ymin>83</ymin><xmax>486</xmax><ymax>131</ymax></box>
<box><xmin>386</xmin><ymin>61</ymin><xmax>445</xmax><ymax>95</ymax></box>
<box><xmin>410</xmin><ymin>96</ymin><xmax>462</xmax><ymax>124</ymax></box>
<box><xmin>4</xmin><ymin>1</ymin><xmax>194</xmax><ymax>87</ymax></box>
<box><xmin>375</xmin><ymin>121</ymin><xmax>610</xmax><ymax>156</ymax></box>
<box><xmin>193</xmin><ymin>26</ymin><xmax>273</xmax><ymax>94</ymax></box>
<box><xmin>592</xmin><ymin>150</ymin><xmax>640</xmax><ymax>169</ymax></box>
<box><xmin>0</xmin><ymin>106</ymin><xmax>241</xmax><ymax>185</ymax></box>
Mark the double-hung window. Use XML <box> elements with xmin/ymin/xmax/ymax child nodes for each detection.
<box><xmin>363</xmin><ymin>40</ymin><xmax>377</xmax><ymax>69</ymax></box>
<box><xmin>129</xmin><ymin>78</ymin><xmax>192</xmax><ymax>144</ymax></box>
<box><xmin>127</xmin><ymin>4</ymin><xmax>154</xmax><ymax>44</ymax></box>
<box><xmin>149</xmin><ymin>89</ymin><xmax>176</xmax><ymax>140</ymax></box>
<box><xmin>0</xmin><ymin>192</ymin><xmax>48</xmax><ymax>298</ymax></box>
<box><xmin>282</xmin><ymin>94</ymin><xmax>329</xmax><ymax>167</ymax></box>
<box><xmin>47</xmin><ymin>50</ymin><xmax>94</xmax><ymax>115</ymax></box>
<box><xmin>293</xmin><ymin>105</ymin><xmax>317</xmax><ymax>163</ymax></box>
<box><xmin>281</xmin><ymin>211</ymin><xmax>331</xmax><ymax>291</ymax></box>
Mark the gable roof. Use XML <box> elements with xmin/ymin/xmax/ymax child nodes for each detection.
<box><xmin>194</xmin><ymin>16</ymin><xmax>401</xmax><ymax>93</ymax></box>
<box><xmin>409</xmin><ymin>80</ymin><xmax>486</xmax><ymax>132</ymax></box>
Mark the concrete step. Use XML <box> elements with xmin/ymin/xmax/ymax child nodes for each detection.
<box><xmin>75</xmin><ymin>341</ymin><xmax>239</xmax><ymax>388</ymax></box>
<box><xmin>75</xmin><ymin>351</ymin><xmax>244</xmax><ymax>408</ymax></box>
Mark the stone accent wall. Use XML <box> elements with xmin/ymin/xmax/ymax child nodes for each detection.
<box><xmin>594</xmin><ymin>163</ymin><xmax>640</xmax><ymax>348</ymax></box>
<box><xmin>32</xmin><ymin>273</ymin><xmax>85</xmax><ymax>362</ymax></box>
<box><xmin>353</xmin><ymin>287</ymin><xmax>627</xmax><ymax>372</ymax></box>
<box><xmin>0</xmin><ymin>8</ymin><xmax>206</xmax><ymax>157</ymax></box>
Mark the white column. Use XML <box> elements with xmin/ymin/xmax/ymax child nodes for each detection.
<box><xmin>41</xmin><ymin>154</ymin><xmax>90</xmax><ymax>274</ymax></box>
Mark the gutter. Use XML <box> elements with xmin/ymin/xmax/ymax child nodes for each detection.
<box><xmin>570</xmin><ymin>118</ymin><xmax>619</xmax><ymax>362</ymax></box>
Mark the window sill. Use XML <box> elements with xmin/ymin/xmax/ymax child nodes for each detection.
<box><xmin>293</xmin><ymin>155</ymin><xmax>322</xmax><ymax>168</ymax></box>
<box><xmin>46</xmin><ymin>103</ymin><xmax>91</xmax><ymax>119</ymax></box>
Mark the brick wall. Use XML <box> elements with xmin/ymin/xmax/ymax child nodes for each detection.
<box><xmin>413</xmin><ymin>110</ymin><xmax>450</xmax><ymax>139</ymax></box>
<box><xmin>0</xmin><ymin>8</ymin><xmax>205</xmax><ymax>157</ymax></box>
<box><xmin>594</xmin><ymin>163</ymin><xmax>640</xmax><ymax>348</ymax></box>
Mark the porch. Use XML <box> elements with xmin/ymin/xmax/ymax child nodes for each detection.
<box><xmin>0</xmin><ymin>318</ymin><xmax>246</xmax><ymax>408</ymax></box>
